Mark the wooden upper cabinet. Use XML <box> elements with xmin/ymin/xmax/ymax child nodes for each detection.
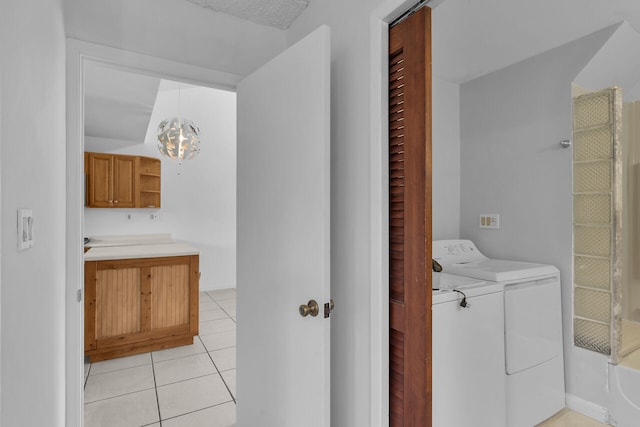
<box><xmin>86</xmin><ymin>152</ymin><xmax>161</xmax><ymax>208</ymax></box>
<box><xmin>113</xmin><ymin>155</ymin><xmax>136</xmax><ymax>208</ymax></box>
<box><xmin>88</xmin><ymin>153</ymin><xmax>116</xmax><ymax>208</ymax></box>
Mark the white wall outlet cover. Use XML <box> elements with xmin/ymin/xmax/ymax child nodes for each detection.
<box><xmin>17</xmin><ymin>208</ymin><xmax>34</xmax><ymax>250</ymax></box>
<box><xmin>479</xmin><ymin>214</ymin><xmax>500</xmax><ymax>229</ymax></box>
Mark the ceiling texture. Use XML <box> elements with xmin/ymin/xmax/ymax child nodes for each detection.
<box><xmin>184</xmin><ymin>0</ymin><xmax>309</xmax><ymax>30</ymax></box>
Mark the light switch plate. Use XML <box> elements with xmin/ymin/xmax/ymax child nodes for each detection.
<box><xmin>18</xmin><ymin>209</ymin><xmax>34</xmax><ymax>250</ymax></box>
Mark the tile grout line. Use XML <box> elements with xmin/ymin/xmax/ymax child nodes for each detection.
<box><xmin>84</xmin><ymin>361</ymin><xmax>92</xmax><ymax>390</ymax></box>
<box><xmin>204</xmin><ymin>337</ymin><xmax>237</xmax><ymax>404</ymax></box>
<box><xmin>150</xmin><ymin>352</ymin><xmax>163</xmax><ymax>426</ymax></box>
<box><xmin>88</xmin><ymin>361</ymin><xmax>152</xmax><ymax>377</ymax></box>
<box><xmin>202</xmin><ymin>310</ymin><xmax>237</xmax><ymax>404</ymax></box>
<box><xmin>159</xmin><ymin>400</ymin><xmax>236</xmax><ymax>424</ymax></box>
<box><xmin>84</xmin><ymin>385</ymin><xmax>157</xmax><ymax>405</ymax></box>
<box><xmin>211</xmin><ymin>297</ymin><xmax>236</xmax><ymax>323</ymax></box>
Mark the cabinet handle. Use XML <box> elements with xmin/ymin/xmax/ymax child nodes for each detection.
<box><xmin>114</xmin><ymin>200</ymin><xmax>119</xmax><ymax>204</ymax></box>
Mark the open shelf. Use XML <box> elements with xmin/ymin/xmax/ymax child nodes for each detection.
<box><xmin>138</xmin><ymin>156</ymin><xmax>161</xmax><ymax>208</ymax></box>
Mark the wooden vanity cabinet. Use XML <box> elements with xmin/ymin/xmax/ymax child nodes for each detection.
<box><xmin>85</xmin><ymin>152</ymin><xmax>161</xmax><ymax>208</ymax></box>
<box><xmin>84</xmin><ymin>255</ymin><xmax>199</xmax><ymax>362</ymax></box>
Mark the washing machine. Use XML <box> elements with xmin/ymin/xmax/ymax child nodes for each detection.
<box><xmin>432</xmin><ymin>273</ymin><xmax>506</xmax><ymax>427</ymax></box>
<box><xmin>433</xmin><ymin>240</ymin><xmax>566</xmax><ymax>427</ymax></box>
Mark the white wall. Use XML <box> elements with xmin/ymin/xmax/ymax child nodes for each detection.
<box><xmin>459</xmin><ymin>26</ymin><xmax>617</xmax><ymax>410</ymax></box>
<box><xmin>575</xmin><ymin>22</ymin><xmax>640</xmax><ymax>102</ymax></box>
<box><xmin>64</xmin><ymin>0</ymin><xmax>287</xmax><ymax>77</ymax></box>
<box><xmin>433</xmin><ymin>77</ymin><xmax>461</xmax><ymax>240</ymax></box>
<box><xmin>286</xmin><ymin>2</ymin><xmax>463</xmax><ymax>424</ymax></box>
<box><xmin>0</xmin><ymin>0</ymin><xmax>67</xmax><ymax>425</ymax></box>
<box><xmin>85</xmin><ymin>84</ymin><xmax>237</xmax><ymax>291</ymax></box>
<box><xmin>287</xmin><ymin>3</ymin><xmax>379</xmax><ymax>425</ymax></box>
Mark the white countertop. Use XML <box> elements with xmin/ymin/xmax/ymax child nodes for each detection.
<box><xmin>85</xmin><ymin>233</ymin><xmax>175</xmax><ymax>248</ymax></box>
<box><xmin>84</xmin><ymin>234</ymin><xmax>199</xmax><ymax>261</ymax></box>
<box><xmin>85</xmin><ymin>242</ymin><xmax>199</xmax><ymax>261</ymax></box>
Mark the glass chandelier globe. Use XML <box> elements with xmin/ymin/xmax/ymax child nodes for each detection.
<box><xmin>157</xmin><ymin>117</ymin><xmax>201</xmax><ymax>160</ymax></box>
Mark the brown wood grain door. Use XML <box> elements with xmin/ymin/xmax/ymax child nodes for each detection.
<box><xmin>89</xmin><ymin>153</ymin><xmax>113</xmax><ymax>207</ymax></box>
<box><xmin>389</xmin><ymin>6</ymin><xmax>432</xmax><ymax>427</ymax></box>
<box><xmin>113</xmin><ymin>155</ymin><xmax>136</xmax><ymax>208</ymax></box>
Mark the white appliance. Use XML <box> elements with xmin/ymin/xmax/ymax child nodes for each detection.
<box><xmin>432</xmin><ymin>273</ymin><xmax>506</xmax><ymax>427</ymax></box>
<box><xmin>433</xmin><ymin>240</ymin><xmax>565</xmax><ymax>427</ymax></box>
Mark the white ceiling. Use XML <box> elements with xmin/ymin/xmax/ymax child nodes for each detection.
<box><xmin>178</xmin><ymin>0</ymin><xmax>640</xmax><ymax>84</ymax></box>
<box><xmin>432</xmin><ymin>0</ymin><xmax>640</xmax><ymax>83</ymax></box>
<box><xmin>185</xmin><ymin>0</ymin><xmax>308</xmax><ymax>30</ymax></box>
<box><xmin>84</xmin><ymin>63</ymin><xmax>217</xmax><ymax>152</ymax></box>
<box><xmin>84</xmin><ymin>62</ymin><xmax>160</xmax><ymax>144</ymax></box>
<box><xmin>85</xmin><ymin>0</ymin><xmax>640</xmax><ymax>147</ymax></box>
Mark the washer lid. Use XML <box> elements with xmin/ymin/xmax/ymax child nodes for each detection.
<box><xmin>431</xmin><ymin>272</ymin><xmax>502</xmax><ymax>305</ymax></box>
<box><xmin>444</xmin><ymin>259</ymin><xmax>559</xmax><ymax>283</ymax></box>
<box><xmin>432</xmin><ymin>272</ymin><xmax>486</xmax><ymax>290</ymax></box>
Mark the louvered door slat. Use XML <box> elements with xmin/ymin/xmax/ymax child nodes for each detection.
<box><xmin>388</xmin><ymin>6</ymin><xmax>432</xmax><ymax>427</ymax></box>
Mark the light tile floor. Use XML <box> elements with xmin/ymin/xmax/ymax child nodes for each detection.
<box><xmin>537</xmin><ymin>409</ymin><xmax>612</xmax><ymax>427</ymax></box>
<box><xmin>85</xmin><ymin>290</ymin><xmax>613</xmax><ymax>427</ymax></box>
<box><xmin>84</xmin><ymin>289</ymin><xmax>237</xmax><ymax>427</ymax></box>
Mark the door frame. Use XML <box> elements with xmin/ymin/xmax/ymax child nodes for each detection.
<box><xmin>65</xmin><ymin>38</ymin><xmax>241</xmax><ymax>427</ymax></box>
<box><xmin>66</xmin><ymin>0</ymin><xmax>428</xmax><ymax>423</ymax></box>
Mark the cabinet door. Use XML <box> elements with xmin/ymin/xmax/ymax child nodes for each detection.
<box><xmin>150</xmin><ymin>263</ymin><xmax>194</xmax><ymax>329</ymax></box>
<box><xmin>84</xmin><ymin>264</ymin><xmax>143</xmax><ymax>353</ymax></box>
<box><xmin>113</xmin><ymin>155</ymin><xmax>136</xmax><ymax>208</ymax></box>
<box><xmin>89</xmin><ymin>153</ymin><xmax>113</xmax><ymax>207</ymax></box>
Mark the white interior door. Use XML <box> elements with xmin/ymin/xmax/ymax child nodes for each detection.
<box><xmin>236</xmin><ymin>26</ymin><xmax>331</xmax><ymax>426</ymax></box>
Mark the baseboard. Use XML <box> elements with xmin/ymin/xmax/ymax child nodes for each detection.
<box><xmin>566</xmin><ymin>393</ymin><xmax>610</xmax><ymax>423</ymax></box>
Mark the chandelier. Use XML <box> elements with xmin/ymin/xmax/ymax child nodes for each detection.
<box><xmin>157</xmin><ymin>84</ymin><xmax>201</xmax><ymax>160</ymax></box>
<box><xmin>157</xmin><ymin>117</ymin><xmax>200</xmax><ymax>160</ymax></box>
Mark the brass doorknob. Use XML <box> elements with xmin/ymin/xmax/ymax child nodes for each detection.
<box><xmin>299</xmin><ymin>300</ymin><xmax>319</xmax><ymax>317</ymax></box>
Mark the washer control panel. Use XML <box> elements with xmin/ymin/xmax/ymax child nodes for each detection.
<box><xmin>433</xmin><ymin>240</ymin><xmax>485</xmax><ymax>265</ymax></box>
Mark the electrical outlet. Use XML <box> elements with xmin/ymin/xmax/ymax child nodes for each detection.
<box><xmin>18</xmin><ymin>209</ymin><xmax>34</xmax><ymax>250</ymax></box>
<box><xmin>126</xmin><ymin>212</ymin><xmax>133</xmax><ymax>221</ymax></box>
<box><xmin>149</xmin><ymin>213</ymin><xmax>160</xmax><ymax>221</ymax></box>
<box><xmin>479</xmin><ymin>214</ymin><xmax>500</xmax><ymax>229</ymax></box>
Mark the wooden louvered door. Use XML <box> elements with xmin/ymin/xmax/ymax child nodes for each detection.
<box><xmin>389</xmin><ymin>6</ymin><xmax>432</xmax><ymax>427</ymax></box>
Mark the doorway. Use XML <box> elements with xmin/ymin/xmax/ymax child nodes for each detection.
<box><xmin>68</xmin><ymin>28</ymin><xmax>333</xmax><ymax>426</ymax></box>
<box><xmin>81</xmin><ymin>62</ymin><xmax>238</xmax><ymax>425</ymax></box>
<box><xmin>66</xmin><ymin>39</ymin><xmax>242</xmax><ymax>426</ymax></box>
